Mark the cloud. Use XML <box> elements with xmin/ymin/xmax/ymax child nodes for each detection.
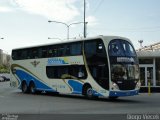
<box><xmin>86</xmin><ymin>16</ymin><xmax>98</xmax><ymax>27</ymax></box>
<box><xmin>13</xmin><ymin>0</ymin><xmax>80</xmax><ymax>22</ymax></box>
<box><xmin>0</xmin><ymin>6</ymin><xmax>12</xmax><ymax>12</ymax></box>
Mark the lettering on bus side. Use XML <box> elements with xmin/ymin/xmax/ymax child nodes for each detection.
<box><xmin>47</xmin><ymin>58</ymin><xmax>69</xmax><ymax>65</ymax></box>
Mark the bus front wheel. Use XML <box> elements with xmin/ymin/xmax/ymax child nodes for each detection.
<box><xmin>83</xmin><ymin>85</ymin><xmax>93</xmax><ymax>99</ymax></box>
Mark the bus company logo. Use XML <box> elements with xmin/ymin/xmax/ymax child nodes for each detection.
<box><xmin>48</xmin><ymin>58</ymin><xmax>69</xmax><ymax>65</ymax></box>
<box><xmin>31</xmin><ymin>60</ymin><xmax>40</xmax><ymax>67</ymax></box>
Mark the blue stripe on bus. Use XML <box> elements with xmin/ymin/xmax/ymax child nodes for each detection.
<box><xmin>93</xmin><ymin>90</ymin><xmax>103</xmax><ymax>97</ymax></box>
<box><xmin>68</xmin><ymin>80</ymin><xmax>83</xmax><ymax>94</ymax></box>
<box><xmin>109</xmin><ymin>90</ymin><xmax>139</xmax><ymax>97</ymax></box>
<box><xmin>67</xmin><ymin>80</ymin><xmax>104</xmax><ymax>96</ymax></box>
<box><xmin>15</xmin><ymin>69</ymin><xmax>104</xmax><ymax>96</ymax></box>
<box><xmin>16</xmin><ymin>70</ymin><xmax>55</xmax><ymax>91</ymax></box>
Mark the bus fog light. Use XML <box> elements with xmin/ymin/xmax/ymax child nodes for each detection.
<box><xmin>136</xmin><ymin>81</ymin><xmax>141</xmax><ymax>89</ymax></box>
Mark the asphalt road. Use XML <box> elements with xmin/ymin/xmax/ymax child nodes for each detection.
<box><xmin>0</xmin><ymin>82</ymin><xmax>160</xmax><ymax>120</ymax></box>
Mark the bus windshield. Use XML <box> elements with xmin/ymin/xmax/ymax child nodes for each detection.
<box><xmin>108</xmin><ymin>39</ymin><xmax>139</xmax><ymax>90</ymax></box>
<box><xmin>108</xmin><ymin>39</ymin><xmax>136</xmax><ymax>57</ymax></box>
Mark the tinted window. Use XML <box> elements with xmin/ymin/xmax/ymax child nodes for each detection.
<box><xmin>21</xmin><ymin>50</ymin><xmax>27</xmax><ymax>59</ymax></box>
<box><xmin>70</xmin><ymin>43</ymin><xmax>82</xmax><ymax>56</ymax></box>
<box><xmin>12</xmin><ymin>41</ymin><xmax>83</xmax><ymax>60</ymax></box>
<box><xmin>122</xmin><ymin>41</ymin><xmax>136</xmax><ymax>56</ymax></box>
<box><xmin>47</xmin><ymin>45</ymin><xmax>58</xmax><ymax>57</ymax></box>
<box><xmin>32</xmin><ymin>49</ymin><xmax>38</xmax><ymax>59</ymax></box>
<box><xmin>12</xmin><ymin>50</ymin><xmax>18</xmax><ymax>60</ymax></box>
<box><xmin>41</xmin><ymin>47</ymin><xmax>48</xmax><ymax>58</ymax></box>
<box><xmin>85</xmin><ymin>40</ymin><xmax>105</xmax><ymax>57</ymax></box>
<box><xmin>108</xmin><ymin>39</ymin><xmax>136</xmax><ymax>57</ymax></box>
<box><xmin>108</xmin><ymin>40</ymin><xmax>125</xmax><ymax>56</ymax></box>
<box><xmin>85</xmin><ymin>41</ymin><xmax>96</xmax><ymax>57</ymax></box>
<box><xmin>48</xmin><ymin>46</ymin><xmax>54</xmax><ymax>57</ymax></box>
<box><xmin>58</xmin><ymin>45</ymin><xmax>65</xmax><ymax>56</ymax></box>
<box><xmin>46</xmin><ymin>65</ymin><xmax>87</xmax><ymax>79</ymax></box>
<box><xmin>65</xmin><ymin>44</ymin><xmax>70</xmax><ymax>56</ymax></box>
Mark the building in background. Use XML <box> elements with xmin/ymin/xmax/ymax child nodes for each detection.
<box><xmin>0</xmin><ymin>49</ymin><xmax>3</xmax><ymax>64</ymax></box>
<box><xmin>0</xmin><ymin>49</ymin><xmax>10</xmax><ymax>66</ymax></box>
<box><xmin>137</xmin><ymin>42</ymin><xmax>160</xmax><ymax>92</ymax></box>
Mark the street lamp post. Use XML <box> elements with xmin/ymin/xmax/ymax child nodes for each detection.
<box><xmin>48</xmin><ymin>37</ymin><xmax>77</xmax><ymax>41</ymax></box>
<box><xmin>48</xmin><ymin>20</ymin><xmax>87</xmax><ymax>40</ymax></box>
<box><xmin>84</xmin><ymin>0</ymin><xmax>86</xmax><ymax>38</ymax></box>
<box><xmin>48</xmin><ymin>37</ymin><xmax>63</xmax><ymax>41</ymax></box>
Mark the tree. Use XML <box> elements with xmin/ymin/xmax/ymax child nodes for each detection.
<box><xmin>0</xmin><ymin>64</ymin><xmax>10</xmax><ymax>73</ymax></box>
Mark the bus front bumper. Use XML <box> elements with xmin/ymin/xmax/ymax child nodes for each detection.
<box><xmin>109</xmin><ymin>90</ymin><xmax>139</xmax><ymax>97</ymax></box>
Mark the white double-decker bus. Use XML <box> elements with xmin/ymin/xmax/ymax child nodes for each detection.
<box><xmin>10</xmin><ymin>36</ymin><xmax>141</xmax><ymax>99</ymax></box>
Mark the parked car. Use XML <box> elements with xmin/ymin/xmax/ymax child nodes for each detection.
<box><xmin>0</xmin><ymin>76</ymin><xmax>4</xmax><ymax>82</ymax></box>
<box><xmin>1</xmin><ymin>76</ymin><xmax>10</xmax><ymax>81</ymax></box>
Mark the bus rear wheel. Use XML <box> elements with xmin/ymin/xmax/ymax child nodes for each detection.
<box><xmin>22</xmin><ymin>81</ymin><xmax>29</xmax><ymax>93</ymax></box>
<box><xmin>29</xmin><ymin>82</ymin><xmax>36</xmax><ymax>94</ymax></box>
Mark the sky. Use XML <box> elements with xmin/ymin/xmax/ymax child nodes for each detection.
<box><xmin>0</xmin><ymin>0</ymin><xmax>160</xmax><ymax>54</ymax></box>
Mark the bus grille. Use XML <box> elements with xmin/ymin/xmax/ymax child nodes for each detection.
<box><xmin>115</xmin><ymin>80</ymin><xmax>136</xmax><ymax>90</ymax></box>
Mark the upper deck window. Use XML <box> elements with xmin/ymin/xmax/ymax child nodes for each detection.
<box><xmin>12</xmin><ymin>41</ymin><xmax>83</xmax><ymax>60</ymax></box>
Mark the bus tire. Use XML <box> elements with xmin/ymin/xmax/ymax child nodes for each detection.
<box><xmin>29</xmin><ymin>82</ymin><xmax>36</xmax><ymax>94</ymax></box>
<box><xmin>83</xmin><ymin>85</ymin><xmax>93</xmax><ymax>99</ymax></box>
<box><xmin>22</xmin><ymin>81</ymin><xmax>29</xmax><ymax>93</ymax></box>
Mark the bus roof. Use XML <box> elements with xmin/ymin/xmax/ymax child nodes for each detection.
<box><xmin>12</xmin><ymin>35</ymin><xmax>130</xmax><ymax>51</ymax></box>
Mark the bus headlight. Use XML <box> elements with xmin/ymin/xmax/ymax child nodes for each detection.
<box><xmin>136</xmin><ymin>81</ymin><xmax>141</xmax><ymax>89</ymax></box>
<box><xmin>111</xmin><ymin>82</ymin><xmax>119</xmax><ymax>90</ymax></box>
